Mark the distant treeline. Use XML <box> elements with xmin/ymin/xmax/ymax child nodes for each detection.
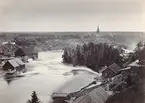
<box><xmin>62</xmin><ymin>42</ymin><xmax>124</xmax><ymax>72</ymax></box>
<box><xmin>12</xmin><ymin>34</ymin><xmax>93</xmax><ymax>51</ymax></box>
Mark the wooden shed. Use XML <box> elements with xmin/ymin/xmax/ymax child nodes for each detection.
<box><xmin>2</xmin><ymin>58</ymin><xmax>25</xmax><ymax>71</ymax></box>
<box><xmin>101</xmin><ymin>63</ymin><xmax>121</xmax><ymax>78</ymax></box>
<box><xmin>13</xmin><ymin>58</ymin><xmax>25</xmax><ymax>70</ymax></box>
<box><xmin>51</xmin><ymin>93</ymin><xmax>69</xmax><ymax>103</ymax></box>
<box><xmin>3</xmin><ymin>59</ymin><xmax>19</xmax><ymax>71</ymax></box>
<box><xmin>68</xmin><ymin>87</ymin><xmax>109</xmax><ymax>103</ymax></box>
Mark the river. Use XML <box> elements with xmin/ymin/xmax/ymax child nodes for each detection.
<box><xmin>0</xmin><ymin>50</ymin><xmax>98</xmax><ymax>103</ymax></box>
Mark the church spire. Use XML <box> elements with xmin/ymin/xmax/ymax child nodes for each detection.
<box><xmin>97</xmin><ymin>26</ymin><xmax>100</xmax><ymax>33</ymax></box>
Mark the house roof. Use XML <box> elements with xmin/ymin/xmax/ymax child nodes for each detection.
<box><xmin>14</xmin><ymin>58</ymin><xmax>25</xmax><ymax>65</ymax></box>
<box><xmin>71</xmin><ymin>87</ymin><xmax>109</xmax><ymax>103</ymax></box>
<box><xmin>108</xmin><ymin>63</ymin><xmax>121</xmax><ymax>74</ymax></box>
<box><xmin>88</xmin><ymin>87</ymin><xmax>109</xmax><ymax>103</ymax></box>
<box><xmin>8</xmin><ymin>59</ymin><xmax>19</xmax><ymax>68</ymax></box>
<box><xmin>4</xmin><ymin>58</ymin><xmax>25</xmax><ymax>68</ymax></box>
<box><xmin>70</xmin><ymin>95</ymin><xmax>91</xmax><ymax>103</ymax></box>
<box><xmin>51</xmin><ymin>92</ymin><xmax>68</xmax><ymax>98</ymax></box>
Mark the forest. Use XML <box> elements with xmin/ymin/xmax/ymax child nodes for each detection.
<box><xmin>62</xmin><ymin>42</ymin><xmax>126</xmax><ymax>72</ymax></box>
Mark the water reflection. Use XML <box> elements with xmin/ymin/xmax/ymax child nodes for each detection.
<box><xmin>3</xmin><ymin>74</ymin><xmax>25</xmax><ymax>85</ymax></box>
<box><xmin>3</xmin><ymin>74</ymin><xmax>15</xmax><ymax>85</ymax></box>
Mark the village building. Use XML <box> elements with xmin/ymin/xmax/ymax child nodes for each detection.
<box><xmin>67</xmin><ymin>87</ymin><xmax>109</xmax><ymax>103</ymax></box>
<box><xmin>2</xmin><ymin>58</ymin><xmax>25</xmax><ymax>72</ymax></box>
<box><xmin>15</xmin><ymin>46</ymin><xmax>38</xmax><ymax>60</ymax></box>
<box><xmin>13</xmin><ymin>58</ymin><xmax>25</xmax><ymax>70</ymax></box>
<box><xmin>100</xmin><ymin>63</ymin><xmax>121</xmax><ymax>78</ymax></box>
<box><xmin>51</xmin><ymin>92</ymin><xmax>70</xmax><ymax>103</ymax></box>
<box><xmin>52</xmin><ymin>93</ymin><xmax>69</xmax><ymax>101</ymax></box>
<box><xmin>51</xmin><ymin>81</ymin><xmax>109</xmax><ymax>103</ymax></box>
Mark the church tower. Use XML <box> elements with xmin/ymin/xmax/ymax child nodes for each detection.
<box><xmin>97</xmin><ymin>26</ymin><xmax>100</xmax><ymax>33</ymax></box>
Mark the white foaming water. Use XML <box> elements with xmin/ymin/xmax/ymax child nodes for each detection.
<box><xmin>0</xmin><ymin>50</ymin><xmax>97</xmax><ymax>103</ymax></box>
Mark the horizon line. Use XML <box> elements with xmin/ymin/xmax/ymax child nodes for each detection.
<box><xmin>0</xmin><ymin>30</ymin><xmax>144</xmax><ymax>33</ymax></box>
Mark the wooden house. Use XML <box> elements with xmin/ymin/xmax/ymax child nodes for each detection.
<box><xmin>2</xmin><ymin>58</ymin><xmax>25</xmax><ymax>71</ymax></box>
<box><xmin>67</xmin><ymin>87</ymin><xmax>109</xmax><ymax>103</ymax></box>
<box><xmin>15</xmin><ymin>46</ymin><xmax>38</xmax><ymax>60</ymax></box>
<box><xmin>52</xmin><ymin>93</ymin><xmax>69</xmax><ymax>100</ymax></box>
<box><xmin>51</xmin><ymin>93</ymin><xmax>69</xmax><ymax>103</ymax></box>
<box><xmin>3</xmin><ymin>59</ymin><xmax>19</xmax><ymax>71</ymax></box>
<box><xmin>52</xmin><ymin>87</ymin><xmax>109</xmax><ymax>103</ymax></box>
<box><xmin>100</xmin><ymin>63</ymin><xmax>121</xmax><ymax>78</ymax></box>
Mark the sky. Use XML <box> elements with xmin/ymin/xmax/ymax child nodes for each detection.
<box><xmin>0</xmin><ymin>0</ymin><xmax>144</xmax><ymax>32</ymax></box>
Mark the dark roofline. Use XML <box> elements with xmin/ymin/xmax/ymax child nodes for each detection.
<box><xmin>108</xmin><ymin>63</ymin><xmax>121</xmax><ymax>74</ymax></box>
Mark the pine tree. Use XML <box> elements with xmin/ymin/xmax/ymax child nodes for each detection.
<box><xmin>27</xmin><ymin>91</ymin><xmax>42</xmax><ymax>103</ymax></box>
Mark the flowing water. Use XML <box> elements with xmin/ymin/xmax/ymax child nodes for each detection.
<box><xmin>0</xmin><ymin>50</ymin><xmax>97</xmax><ymax>103</ymax></box>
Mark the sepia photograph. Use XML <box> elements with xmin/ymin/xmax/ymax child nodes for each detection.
<box><xmin>0</xmin><ymin>0</ymin><xmax>145</xmax><ymax>103</ymax></box>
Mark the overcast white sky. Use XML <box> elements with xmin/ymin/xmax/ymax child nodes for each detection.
<box><xmin>0</xmin><ymin>0</ymin><xmax>144</xmax><ymax>32</ymax></box>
